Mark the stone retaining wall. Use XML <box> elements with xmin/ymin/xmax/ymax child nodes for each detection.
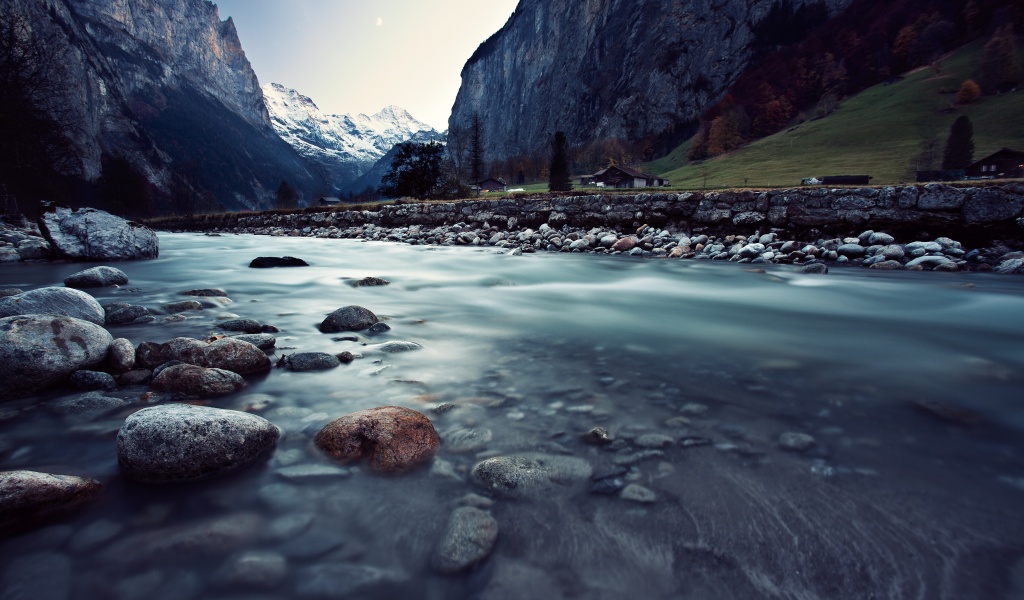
<box><xmin>158</xmin><ymin>184</ymin><xmax>1024</xmax><ymax>244</ymax></box>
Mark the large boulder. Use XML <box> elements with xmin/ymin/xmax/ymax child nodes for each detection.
<box><xmin>314</xmin><ymin>406</ymin><xmax>440</xmax><ymax>474</ymax></box>
<box><xmin>64</xmin><ymin>266</ymin><xmax>129</xmax><ymax>288</ymax></box>
<box><xmin>0</xmin><ymin>287</ymin><xmax>105</xmax><ymax>324</ymax></box>
<box><xmin>0</xmin><ymin>471</ymin><xmax>103</xmax><ymax>537</ymax></box>
<box><xmin>471</xmin><ymin>454</ymin><xmax>593</xmax><ymax>499</ymax></box>
<box><xmin>135</xmin><ymin>337</ymin><xmax>270</xmax><ymax>375</ymax></box>
<box><xmin>318</xmin><ymin>305</ymin><xmax>379</xmax><ymax>333</ymax></box>
<box><xmin>433</xmin><ymin>506</ymin><xmax>499</xmax><ymax>574</ymax></box>
<box><xmin>150</xmin><ymin>364</ymin><xmax>247</xmax><ymax>397</ymax></box>
<box><xmin>117</xmin><ymin>404</ymin><xmax>280</xmax><ymax>483</ymax></box>
<box><xmin>38</xmin><ymin>206</ymin><xmax>159</xmax><ymax>260</ymax></box>
<box><xmin>0</xmin><ymin>315</ymin><xmax>113</xmax><ymax>400</ymax></box>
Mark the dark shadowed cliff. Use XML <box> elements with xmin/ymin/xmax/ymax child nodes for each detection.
<box><xmin>449</xmin><ymin>0</ymin><xmax>853</xmax><ymax>163</ymax></box>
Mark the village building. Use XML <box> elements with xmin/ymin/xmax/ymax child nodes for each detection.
<box><xmin>475</xmin><ymin>177</ymin><xmax>507</xmax><ymax>192</ymax></box>
<box><xmin>583</xmin><ymin>165</ymin><xmax>668</xmax><ymax>188</ymax></box>
<box><xmin>317</xmin><ymin>197</ymin><xmax>341</xmax><ymax>206</ymax></box>
<box><xmin>964</xmin><ymin>148</ymin><xmax>1024</xmax><ymax>179</ymax></box>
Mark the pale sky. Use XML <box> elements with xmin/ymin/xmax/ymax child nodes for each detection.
<box><xmin>213</xmin><ymin>0</ymin><xmax>519</xmax><ymax>131</ymax></box>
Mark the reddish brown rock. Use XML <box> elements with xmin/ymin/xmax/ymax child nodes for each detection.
<box><xmin>611</xmin><ymin>237</ymin><xmax>637</xmax><ymax>252</ymax></box>
<box><xmin>204</xmin><ymin>338</ymin><xmax>271</xmax><ymax>374</ymax></box>
<box><xmin>151</xmin><ymin>364</ymin><xmax>246</xmax><ymax>397</ymax></box>
<box><xmin>314</xmin><ymin>406</ymin><xmax>440</xmax><ymax>474</ymax></box>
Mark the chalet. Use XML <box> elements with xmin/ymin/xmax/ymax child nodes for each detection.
<box><xmin>317</xmin><ymin>197</ymin><xmax>341</xmax><ymax>206</ymax></box>
<box><xmin>964</xmin><ymin>148</ymin><xmax>1024</xmax><ymax>180</ymax></box>
<box><xmin>476</xmin><ymin>178</ymin><xmax>507</xmax><ymax>192</ymax></box>
<box><xmin>588</xmin><ymin>165</ymin><xmax>668</xmax><ymax>189</ymax></box>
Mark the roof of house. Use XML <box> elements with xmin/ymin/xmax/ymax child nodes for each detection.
<box><xmin>592</xmin><ymin>165</ymin><xmax>663</xmax><ymax>180</ymax></box>
<box><xmin>967</xmin><ymin>147</ymin><xmax>1024</xmax><ymax>168</ymax></box>
<box><xmin>477</xmin><ymin>177</ymin><xmax>506</xmax><ymax>185</ymax></box>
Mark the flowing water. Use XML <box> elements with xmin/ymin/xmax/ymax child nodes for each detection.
<box><xmin>2</xmin><ymin>232</ymin><xmax>1024</xmax><ymax>599</ymax></box>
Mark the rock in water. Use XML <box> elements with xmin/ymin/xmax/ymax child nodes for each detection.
<box><xmin>0</xmin><ymin>315</ymin><xmax>113</xmax><ymax>400</ymax></box>
<box><xmin>433</xmin><ymin>506</ymin><xmax>499</xmax><ymax>574</ymax></box>
<box><xmin>318</xmin><ymin>305</ymin><xmax>379</xmax><ymax>333</ymax></box>
<box><xmin>314</xmin><ymin>406</ymin><xmax>440</xmax><ymax>474</ymax></box>
<box><xmin>471</xmin><ymin>454</ymin><xmax>593</xmax><ymax>499</ymax></box>
<box><xmin>284</xmin><ymin>352</ymin><xmax>341</xmax><ymax>371</ymax></box>
<box><xmin>39</xmin><ymin>206</ymin><xmax>159</xmax><ymax>260</ymax></box>
<box><xmin>0</xmin><ymin>286</ymin><xmax>106</xmax><ymax>324</ymax></box>
<box><xmin>204</xmin><ymin>338</ymin><xmax>272</xmax><ymax>374</ymax></box>
<box><xmin>150</xmin><ymin>364</ymin><xmax>247</xmax><ymax>397</ymax></box>
<box><xmin>248</xmin><ymin>256</ymin><xmax>309</xmax><ymax>268</ymax></box>
<box><xmin>117</xmin><ymin>404</ymin><xmax>280</xmax><ymax>483</ymax></box>
<box><xmin>0</xmin><ymin>470</ymin><xmax>103</xmax><ymax>537</ymax></box>
<box><xmin>64</xmin><ymin>266</ymin><xmax>130</xmax><ymax>288</ymax></box>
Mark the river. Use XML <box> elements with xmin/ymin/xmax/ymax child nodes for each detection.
<box><xmin>2</xmin><ymin>232</ymin><xmax>1024</xmax><ymax>599</ymax></box>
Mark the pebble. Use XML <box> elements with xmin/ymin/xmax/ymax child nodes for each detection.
<box><xmin>779</xmin><ymin>432</ymin><xmax>816</xmax><ymax>451</ymax></box>
<box><xmin>620</xmin><ymin>483</ymin><xmax>657</xmax><ymax>503</ymax></box>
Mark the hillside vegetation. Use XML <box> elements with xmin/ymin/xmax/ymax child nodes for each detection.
<box><xmin>650</xmin><ymin>41</ymin><xmax>1024</xmax><ymax>189</ymax></box>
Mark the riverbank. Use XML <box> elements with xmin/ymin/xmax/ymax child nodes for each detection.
<box><xmin>149</xmin><ymin>183</ymin><xmax>1024</xmax><ymax>274</ymax></box>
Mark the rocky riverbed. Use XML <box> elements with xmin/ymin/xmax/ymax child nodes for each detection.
<box><xmin>2</xmin><ymin>231</ymin><xmax>1024</xmax><ymax>599</ymax></box>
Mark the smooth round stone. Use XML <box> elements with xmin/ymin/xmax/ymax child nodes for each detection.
<box><xmin>150</xmin><ymin>364</ymin><xmax>247</xmax><ymax>397</ymax></box>
<box><xmin>107</xmin><ymin>338</ymin><xmax>136</xmax><ymax>374</ymax></box>
<box><xmin>869</xmin><ymin>232</ymin><xmax>896</xmax><ymax>245</ymax></box>
<box><xmin>179</xmin><ymin>288</ymin><xmax>227</xmax><ymax>297</ymax></box>
<box><xmin>104</xmin><ymin>304</ymin><xmax>152</xmax><ymax>325</ymax></box>
<box><xmin>204</xmin><ymin>338</ymin><xmax>271</xmax><ymax>374</ymax></box>
<box><xmin>443</xmin><ymin>427</ymin><xmax>493</xmax><ymax>453</ymax></box>
<box><xmin>69</xmin><ymin>370</ymin><xmax>117</xmax><ymax>391</ymax></box>
<box><xmin>284</xmin><ymin>352</ymin><xmax>341</xmax><ymax>371</ymax></box>
<box><xmin>778</xmin><ymin>432</ymin><xmax>817</xmax><ymax>452</ymax></box>
<box><xmin>620</xmin><ymin>483</ymin><xmax>657</xmax><ymax>503</ymax></box>
<box><xmin>117</xmin><ymin>404</ymin><xmax>280</xmax><ymax>483</ymax></box>
<box><xmin>233</xmin><ymin>333</ymin><xmax>276</xmax><ymax>350</ymax></box>
<box><xmin>64</xmin><ymin>266</ymin><xmax>129</xmax><ymax>288</ymax></box>
<box><xmin>318</xmin><ymin>305</ymin><xmax>379</xmax><ymax>333</ymax></box>
<box><xmin>163</xmin><ymin>300</ymin><xmax>203</xmax><ymax>314</ymax></box>
<box><xmin>801</xmin><ymin>263</ymin><xmax>828</xmax><ymax>274</ymax></box>
<box><xmin>471</xmin><ymin>454</ymin><xmax>593</xmax><ymax>499</ymax></box>
<box><xmin>315</xmin><ymin>406</ymin><xmax>440</xmax><ymax>474</ymax></box>
<box><xmin>0</xmin><ymin>471</ymin><xmax>103</xmax><ymax>536</ymax></box>
<box><xmin>249</xmin><ymin>256</ymin><xmax>309</xmax><ymax>268</ymax></box>
<box><xmin>433</xmin><ymin>506</ymin><xmax>499</xmax><ymax>574</ymax></box>
<box><xmin>869</xmin><ymin>260</ymin><xmax>904</xmax><ymax>270</ymax></box>
<box><xmin>350</xmin><ymin>276</ymin><xmax>390</xmax><ymax>287</ymax></box>
<box><xmin>0</xmin><ymin>287</ymin><xmax>105</xmax><ymax>324</ymax></box>
<box><xmin>0</xmin><ymin>315</ymin><xmax>113</xmax><ymax>399</ymax></box>
<box><xmin>363</xmin><ymin>341</ymin><xmax>422</xmax><ymax>354</ymax></box>
<box><xmin>218</xmin><ymin>318</ymin><xmax>263</xmax><ymax>334</ymax></box>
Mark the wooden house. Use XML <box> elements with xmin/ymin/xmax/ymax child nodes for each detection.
<box><xmin>317</xmin><ymin>197</ymin><xmax>341</xmax><ymax>206</ymax></box>
<box><xmin>589</xmin><ymin>165</ymin><xmax>667</xmax><ymax>188</ymax></box>
<box><xmin>476</xmin><ymin>178</ymin><xmax>507</xmax><ymax>192</ymax></box>
<box><xmin>964</xmin><ymin>148</ymin><xmax>1024</xmax><ymax>179</ymax></box>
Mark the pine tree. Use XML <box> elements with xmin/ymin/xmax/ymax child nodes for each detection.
<box><xmin>942</xmin><ymin>116</ymin><xmax>974</xmax><ymax>170</ymax></box>
<box><xmin>275</xmin><ymin>181</ymin><xmax>298</xmax><ymax>209</ymax></box>
<box><xmin>548</xmin><ymin>131</ymin><xmax>572</xmax><ymax>192</ymax></box>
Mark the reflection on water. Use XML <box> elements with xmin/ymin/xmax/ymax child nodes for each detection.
<box><xmin>2</xmin><ymin>233</ymin><xmax>1024</xmax><ymax>599</ymax></box>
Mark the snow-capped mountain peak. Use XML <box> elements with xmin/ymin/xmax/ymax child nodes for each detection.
<box><xmin>263</xmin><ymin>83</ymin><xmax>439</xmax><ymax>184</ymax></box>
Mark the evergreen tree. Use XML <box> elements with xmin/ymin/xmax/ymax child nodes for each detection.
<box><xmin>378</xmin><ymin>142</ymin><xmax>465</xmax><ymax>200</ymax></box>
<box><xmin>942</xmin><ymin>116</ymin><xmax>975</xmax><ymax>170</ymax></box>
<box><xmin>275</xmin><ymin>181</ymin><xmax>298</xmax><ymax>209</ymax></box>
<box><xmin>548</xmin><ymin>131</ymin><xmax>572</xmax><ymax>192</ymax></box>
<box><xmin>980</xmin><ymin>25</ymin><xmax>1021</xmax><ymax>94</ymax></box>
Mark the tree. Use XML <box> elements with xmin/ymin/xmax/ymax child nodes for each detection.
<box><xmin>980</xmin><ymin>25</ymin><xmax>1021</xmax><ymax>94</ymax></box>
<box><xmin>469</xmin><ymin>113</ymin><xmax>486</xmax><ymax>186</ymax></box>
<box><xmin>378</xmin><ymin>142</ymin><xmax>465</xmax><ymax>200</ymax></box>
<box><xmin>548</xmin><ymin>131</ymin><xmax>572</xmax><ymax>192</ymax></box>
<box><xmin>707</xmin><ymin>109</ymin><xmax>746</xmax><ymax>156</ymax></box>
<box><xmin>955</xmin><ymin>79</ymin><xmax>981</xmax><ymax>104</ymax></box>
<box><xmin>446</xmin><ymin>123</ymin><xmax>469</xmax><ymax>183</ymax></box>
<box><xmin>275</xmin><ymin>181</ymin><xmax>298</xmax><ymax>209</ymax></box>
<box><xmin>942</xmin><ymin>116</ymin><xmax>975</xmax><ymax>170</ymax></box>
<box><xmin>0</xmin><ymin>6</ymin><xmax>81</xmax><ymax>213</ymax></box>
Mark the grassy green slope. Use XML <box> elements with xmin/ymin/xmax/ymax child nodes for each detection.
<box><xmin>653</xmin><ymin>40</ymin><xmax>1024</xmax><ymax>189</ymax></box>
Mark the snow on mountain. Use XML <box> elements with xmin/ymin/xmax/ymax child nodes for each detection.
<box><xmin>263</xmin><ymin>83</ymin><xmax>439</xmax><ymax>185</ymax></box>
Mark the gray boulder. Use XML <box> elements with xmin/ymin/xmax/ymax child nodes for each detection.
<box><xmin>204</xmin><ymin>338</ymin><xmax>272</xmax><ymax>374</ymax></box>
<box><xmin>15</xmin><ymin>238</ymin><xmax>51</xmax><ymax>260</ymax></box>
<box><xmin>104</xmin><ymin>304</ymin><xmax>153</xmax><ymax>325</ymax></box>
<box><xmin>284</xmin><ymin>352</ymin><xmax>341</xmax><ymax>371</ymax></box>
<box><xmin>39</xmin><ymin>206</ymin><xmax>159</xmax><ymax>260</ymax></box>
<box><xmin>107</xmin><ymin>338</ymin><xmax>136</xmax><ymax>374</ymax></box>
<box><xmin>318</xmin><ymin>305</ymin><xmax>379</xmax><ymax>333</ymax></box>
<box><xmin>0</xmin><ymin>287</ymin><xmax>105</xmax><ymax>324</ymax></box>
<box><xmin>233</xmin><ymin>333</ymin><xmax>276</xmax><ymax>350</ymax></box>
<box><xmin>0</xmin><ymin>315</ymin><xmax>113</xmax><ymax>399</ymax></box>
<box><xmin>117</xmin><ymin>404</ymin><xmax>280</xmax><ymax>483</ymax></box>
<box><xmin>69</xmin><ymin>370</ymin><xmax>117</xmax><ymax>391</ymax></box>
<box><xmin>471</xmin><ymin>454</ymin><xmax>592</xmax><ymax>499</ymax></box>
<box><xmin>0</xmin><ymin>470</ymin><xmax>102</xmax><ymax>536</ymax></box>
<box><xmin>64</xmin><ymin>266</ymin><xmax>130</xmax><ymax>288</ymax></box>
<box><xmin>433</xmin><ymin>506</ymin><xmax>499</xmax><ymax>573</ymax></box>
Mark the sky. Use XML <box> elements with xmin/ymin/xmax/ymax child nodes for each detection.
<box><xmin>213</xmin><ymin>0</ymin><xmax>519</xmax><ymax>131</ymax></box>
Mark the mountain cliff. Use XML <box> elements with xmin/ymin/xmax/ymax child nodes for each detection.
<box><xmin>449</xmin><ymin>0</ymin><xmax>854</xmax><ymax>163</ymax></box>
<box><xmin>263</xmin><ymin>83</ymin><xmax>439</xmax><ymax>188</ymax></box>
<box><xmin>5</xmin><ymin>0</ymin><xmax>323</xmax><ymax>210</ymax></box>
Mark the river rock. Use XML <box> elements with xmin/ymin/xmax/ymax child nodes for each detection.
<box><xmin>801</xmin><ymin>263</ymin><xmax>828</xmax><ymax>274</ymax></box>
<box><xmin>0</xmin><ymin>315</ymin><xmax>113</xmax><ymax>399</ymax></box>
<box><xmin>905</xmin><ymin>255</ymin><xmax>953</xmax><ymax>269</ymax></box>
<box><xmin>218</xmin><ymin>318</ymin><xmax>264</xmax><ymax>334</ymax></box>
<box><xmin>351</xmin><ymin>276</ymin><xmax>390</xmax><ymax>287</ymax></box>
<box><xmin>204</xmin><ymin>338</ymin><xmax>272</xmax><ymax>374</ymax></box>
<box><xmin>249</xmin><ymin>256</ymin><xmax>309</xmax><ymax>268</ymax></box>
<box><xmin>64</xmin><ymin>266</ymin><xmax>129</xmax><ymax>288</ymax></box>
<box><xmin>0</xmin><ymin>470</ymin><xmax>102</xmax><ymax>537</ymax></box>
<box><xmin>150</xmin><ymin>364</ymin><xmax>247</xmax><ymax>397</ymax></box>
<box><xmin>39</xmin><ymin>206</ymin><xmax>159</xmax><ymax>260</ymax></box>
<box><xmin>212</xmin><ymin>550</ymin><xmax>289</xmax><ymax>588</ymax></box>
<box><xmin>47</xmin><ymin>392</ymin><xmax>131</xmax><ymax>422</ymax></box>
<box><xmin>620</xmin><ymin>483</ymin><xmax>657</xmax><ymax>503</ymax></box>
<box><xmin>107</xmin><ymin>338</ymin><xmax>136</xmax><ymax>374</ymax></box>
<box><xmin>234</xmin><ymin>333</ymin><xmax>276</xmax><ymax>350</ymax></box>
<box><xmin>318</xmin><ymin>305</ymin><xmax>379</xmax><ymax>333</ymax></box>
<box><xmin>99</xmin><ymin>513</ymin><xmax>264</xmax><ymax>565</ymax></box>
<box><xmin>433</xmin><ymin>506</ymin><xmax>499</xmax><ymax>573</ymax></box>
<box><xmin>471</xmin><ymin>454</ymin><xmax>593</xmax><ymax>499</ymax></box>
<box><xmin>363</xmin><ymin>341</ymin><xmax>423</xmax><ymax>354</ymax></box>
<box><xmin>163</xmin><ymin>300</ymin><xmax>203</xmax><ymax>313</ymax></box>
<box><xmin>779</xmin><ymin>432</ymin><xmax>816</xmax><ymax>452</ymax></box>
<box><xmin>117</xmin><ymin>404</ymin><xmax>280</xmax><ymax>483</ymax></box>
<box><xmin>69</xmin><ymin>370</ymin><xmax>117</xmax><ymax>391</ymax></box>
<box><xmin>16</xmin><ymin>238</ymin><xmax>52</xmax><ymax>259</ymax></box>
<box><xmin>869</xmin><ymin>260</ymin><xmax>904</xmax><ymax>270</ymax></box>
<box><xmin>284</xmin><ymin>352</ymin><xmax>341</xmax><ymax>371</ymax></box>
<box><xmin>314</xmin><ymin>406</ymin><xmax>440</xmax><ymax>474</ymax></box>
<box><xmin>104</xmin><ymin>303</ymin><xmax>152</xmax><ymax>325</ymax></box>
<box><xmin>179</xmin><ymin>288</ymin><xmax>227</xmax><ymax>297</ymax></box>
<box><xmin>0</xmin><ymin>286</ymin><xmax>105</xmax><ymax>324</ymax></box>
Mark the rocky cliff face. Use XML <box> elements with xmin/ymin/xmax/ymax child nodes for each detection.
<box><xmin>450</xmin><ymin>0</ymin><xmax>852</xmax><ymax>163</ymax></box>
<box><xmin>9</xmin><ymin>0</ymin><xmax>322</xmax><ymax>209</ymax></box>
